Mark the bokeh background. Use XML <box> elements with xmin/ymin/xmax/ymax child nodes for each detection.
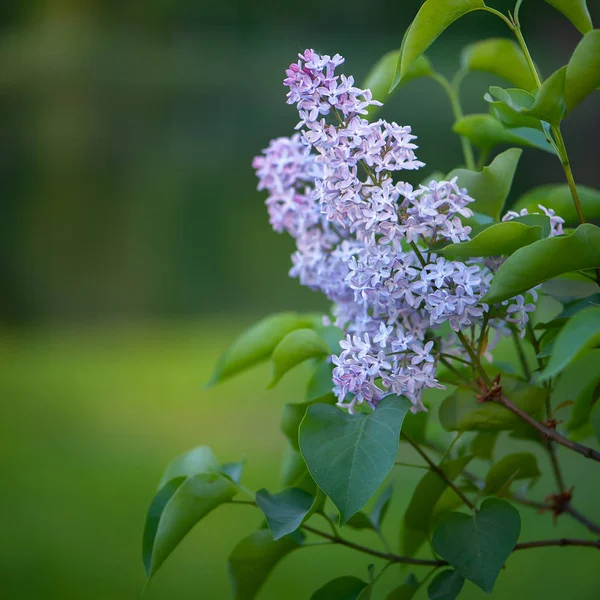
<box><xmin>1</xmin><ymin>1</ymin><xmax>599</xmax><ymax>598</ymax></box>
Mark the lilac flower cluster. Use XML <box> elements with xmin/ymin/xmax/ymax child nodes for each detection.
<box><xmin>253</xmin><ymin>49</ymin><xmax>554</xmax><ymax>414</ymax></box>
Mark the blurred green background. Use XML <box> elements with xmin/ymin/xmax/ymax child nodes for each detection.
<box><xmin>1</xmin><ymin>1</ymin><xmax>599</xmax><ymax>598</ymax></box>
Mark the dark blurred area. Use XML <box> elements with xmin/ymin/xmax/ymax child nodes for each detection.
<box><xmin>1</xmin><ymin>0</ymin><xmax>598</xmax><ymax>323</ymax></box>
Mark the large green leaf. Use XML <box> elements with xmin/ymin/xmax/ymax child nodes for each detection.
<box><xmin>228</xmin><ymin>530</ymin><xmax>304</xmax><ymax>600</ymax></box>
<box><xmin>400</xmin><ymin>0</ymin><xmax>485</xmax><ymax>78</ymax></box>
<box><xmin>157</xmin><ymin>445</ymin><xmax>219</xmax><ymax>489</ymax></box>
<box><xmin>144</xmin><ymin>473</ymin><xmax>237</xmax><ymax>579</ymax></box>
<box><xmin>439</xmin><ymin>378</ymin><xmax>546</xmax><ymax>431</ymax></box>
<box><xmin>541</xmin><ymin>307</ymin><xmax>600</xmax><ymax>379</ymax></box>
<box><xmin>299</xmin><ymin>396</ymin><xmax>411</xmax><ymax>522</ymax></box>
<box><xmin>441</xmin><ymin>221</ymin><xmax>542</xmax><ymax>258</ymax></box>
<box><xmin>427</xmin><ymin>569</ymin><xmax>465</xmax><ymax>600</ymax></box>
<box><xmin>311</xmin><ymin>576</ymin><xmax>370</xmax><ymax>600</ymax></box>
<box><xmin>268</xmin><ymin>328</ymin><xmax>331</xmax><ymax>388</ymax></box>
<box><xmin>432</xmin><ymin>498</ymin><xmax>521</xmax><ymax>594</ymax></box>
<box><xmin>565</xmin><ymin>30</ymin><xmax>600</xmax><ymax>112</ymax></box>
<box><xmin>461</xmin><ymin>38</ymin><xmax>537</xmax><ymax>91</ymax></box>
<box><xmin>483</xmin><ymin>452</ymin><xmax>540</xmax><ymax>495</ymax></box>
<box><xmin>512</xmin><ymin>184</ymin><xmax>600</xmax><ymax>225</ymax></box>
<box><xmin>401</xmin><ymin>456</ymin><xmax>473</xmax><ymax>556</ymax></box>
<box><xmin>545</xmin><ymin>0</ymin><xmax>593</xmax><ymax>34</ymax></box>
<box><xmin>453</xmin><ymin>115</ymin><xmax>551</xmax><ymax>153</ymax></box>
<box><xmin>255</xmin><ymin>488</ymin><xmax>314</xmax><ymax>540</ymax></box>
<box><xmin>447</xmin><ymin>148</ymin><xmax>522</xmax><ymax>220</ymax></box>
<box><xmin>483</xmin><ymin>224</ymin><xmax>600</xmax><ymax>304</ymax></box>
<box><xmin>208</xmin><ymin>313</ymin><xmax>314</xmax><ymax>386</ymax></box>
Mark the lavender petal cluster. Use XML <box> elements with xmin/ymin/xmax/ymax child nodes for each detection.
<box><xmin>253</xmin><ymin>48</ymin><xmax>558</xmax><ymax>413</ymax></box>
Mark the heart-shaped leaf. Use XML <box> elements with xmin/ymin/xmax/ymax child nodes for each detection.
<box><xmin>544</xmin><ymin>0</ymin><xmax>593</xmax><ymax>35</ymax></box>
<box><xmin>447</xmin><ymin>148</ymin><xmax>522</xmax><ymax>220</ymax></box>
<box><xmin>461</xmin><ymin>38</ymin><xmax>537</xmax><ymax>92</ymax></box>
<box><xmin>441</xmin><ymin>221</ymin><xmax>543</xmax><ymax>258</ymax></box>
<box><xmin>208</xmin><ymin>313</ymin><xmax>314</xmax><ymax>386</ymax></box>
<box><xmin>400</xmin><ymin>0</ymin><xmax>485</xmax><ymax>78</ymax></box>
<box><xmin>541</xmin><ymin>307</ymin><xmax>600</xmax><ymax>379</ymax></box>
<box><xmin>299</xmin><ymin>396</ymin><xmax>411</xmax><ymax>522</ymax></box>
<box><xmin>432</xmin><ymin>498</ymin><xmax>521</xmax><ymax>593</ymax></box>
<box><xmin>401</xmin><ymin>456</ymin><xmax>473</xmax><ymax>556</ymax></box>
<box><xmin>427</xmin><ymin>569</ymin><xmax>465</xmax><ymax>600</ymax></box>
<box><xmin>483</xmin><ymin>452</ymin><xmax>541</xmax><ymax>495</ymax></box>
<box><xmin>311</xmin><ymin>576</ymin><xmax>370</xmax><ymax>600</ymax></box>
<box><xmin>144</xmin><ymin>472</ymin><xmax>237</xmax><ymax>579</ymax></box>
<box><xmin>268</xmin><ymin>328</ymin><xmax>331</xmax><ymax>388</ymax></box>
<box><xmin>228</xmin><ymin>530</ymin><xmax>304</xmax><ymax>600</ymax></box>
<box><xmin>255</xmin><ymin>488</ymin><xmax>314</xmax><ymax>540</ymax></box>
<box><xmin>439</xmin><ymin>378</ymin><xmax>546</xmax><ymax>431</ymax></box>
<box><xmin>483</xmin><ymin>224</ymin><xmax>600</xmax><ymax>304</ymax></box>
<box><xmin>512</xmin><ymin>184</ymin><xmax>600</xmax><ymax>225</ymax></box>
<box><xmin>566</xmin><ymin>30</ymin><xmax>600</xmax><ymax>112</ymax></box>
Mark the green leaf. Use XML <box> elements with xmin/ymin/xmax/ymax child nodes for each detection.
<box><xmin>427</xmin><ymin>569</ymin><xmax>465</xmax><ymax>600</ymax></box>
<box><xmin>401</xmin><ymin>456</ymin><xmax>473</xmax><ymax>556</ymax></box>
<box><xmin>512</xmin><ymin>184</ymin><xmax>600</xmax><ymax>225</ymax></box>
<box><xmin>432</xmin><ymin>498</ymin><xmax>521</xmax><ymax>594</ymax></box>
<box><xmin>386</xmin><ymin>583</ymin><xmax>419</xmax><ymax>600</ymax></box>
<box><xmin>565</xmin><ymin>30</ymin><xmax>600</xmax><ymax>112</ymax></box>
<box><xmin>228</xmin><ymin>530</ymin><xmax>304</xmax><ymax>600</ymax></box>
<box><xmin>306</xmin><ymin>360</ymin><xmax>336</xmax><ymax>403</ymax></box>
<box><xmin>453</xmin><ymin>114</ymin><xmax>553</xmax><ymax>153</ymax></box>
<box><xmin>144</xmin><ymin>472</ymin><xmax>237</xmax><ymax>579</ymax></box>
<box><xmin>553</xmin><ymin>350</ymin><xmax>600</xmax><ymax>430</ymax></box>
<box><xmin>158</xmin><ymin>445</ymin><xmax>219</xmax><ymax>489</ymax></box>
<box><xmin>522</xmin><ymin>67</ymin><xmax>566</xmax><ymax>125</ymax></box>
<box><xmin>483</xmin><ymin>452</ymin><xmax>541</xmax><ymax>496</ymax></box>
<box><xmin>545</xmin><ymin>0</ymin><xmax>593</xmax><ymax>35</ymax></box>
<box><xmin>255</xmin><ymin>488</ymin><xmax>315</xmax><ymax>540</ymax></box>
<box><xmin>486</xmin><ymin>87</ymin><xmax>544</xmax><ymax>131</ymax></box>
<box><xmin>208</xmin><ymin>313</ymin><xmax>314</xmax><ymax>386</ymax></box>
<box><xmin>390</xmin><ymin>26</ymin><xmax>435</xmax><ymax>92</ymax></box>
<box><xmin>461</xmin><ymin>38</ymin><xmax>537</xmax><ymax>92</ymax></box>
<box><xmin>311</xmin><ymin>576</ymin><xmax>370</xmax><ymax>600</ymax></box>
<box><xmin>221</xmin><ymin>461</ymin><xmax>244</xmax><ymax>484</ymax></box>
<box><xmin>439</xmin><ymin>377</ymin><xmax>546</xmax><ymax>431</ymax></box>
<box><xmin>345</xmin><ymin>511</ymin><xmax>376</xmax><ymax>530</ymax></box>
<box><xmin>447</xmin><ymin>148</ymin><xmax>522</xmax><ymax>220</ymax></box>
<box><xmin>364</xmin><ymin>50</ymin><xmax>399</xmax><ymax>108</ymax></box>
<box><xmin>370</xmin><ymin>483</ymin><xmax>394</xmax><ymax>530</ymax></box>
<box><xmin>299</xmin><ymin>396</ymin><xmax>411</xmax><ymax>522</ymax></box>
<box><xmin>280</xmin><ymin>447</ymin><xmax>316</xmax><ymax>495</ymax></box>
<box><xmin>541</xmin><ymin>307</ymin><xmax>600</xmax><ymax>379</ymax></box>
<box><xmin>317</xmin><ymin>325</ymin><xmax>345</xmax><ymax>353</ymax></box>
<box><xmin>441</xmin><ymin>221</ymin><xmax>543</xmax><ymax>258</ymax></box>
<box><xmin>590</xmin><ymin>400</ymin><xmax>600</xmax><ymax>444</ymax></box>
<box><xmin>268</xmin><ymin>328</ymin><xmax>331</xmax><ymax>388</ymax></box>
<box><xmin>400</xmin><ymin>0</ymin><xmax>485</xmax><ymax>78</ymax></box>
<box><xmin>470</xmin><ymin>431</ymin><xmax>499</xmax><ymax>461</ymax></box>
<box><xmin>401</xmin><ymin>409</ymin><xmax>429</xmax><ymax>444</ymax></box>
<box><xmin>483</xmin><ymin>224</ymin><xmax>600</xmax><ymax>304</ymax></box>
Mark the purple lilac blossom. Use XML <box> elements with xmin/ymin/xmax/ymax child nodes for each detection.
<box><xmin>252</xmin><ymin>48</ymin><xmax>561</xmax><ymax>413</ymax></box>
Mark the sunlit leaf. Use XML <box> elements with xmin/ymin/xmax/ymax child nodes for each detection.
<box><xmin>483</xmin><ymin>224</ymin><xmax>600</xmax><ymax>304</ymax></box>
<box><xmin>447</xmin><ymin>148</ymin><xmax>522</xmax><ymax>220</ymax></box>
<box><xmin>158</xmin><ymin>446</ymin><xmax>219</xmax><ymax>489</ymax></box>
<box><xmin>400</xmin><ymin>0</ymin><xmax>485</xmax><ymax>78</ymax></box>
<box><xmin>268</xmin><ymin>329</ymin><xmax>331</xmax><ymax>388</ymax></box>
<box><xmin>208</xmin><ymin>313</ymin><xmax>314</xmax><ymax>386</ymax></box>
<box><xmin>544</xmin><ymin>0</ymin><xmax>593</xmax><ymax>35</ymax></box>
<box><xmin>565</xmin><ymin>30</ymin><xmax>600</xmax><ymax>112</ymax></box>
<box><xmin>461</xmin><ymin>38</ymin><xmax>537</xmax><ymax>91</ymax></box>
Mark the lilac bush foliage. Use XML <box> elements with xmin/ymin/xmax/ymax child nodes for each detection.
<box><xmin>254</xmin><ymin>49</ymin><xmax>562</xmax><ymax>414</ymax></box>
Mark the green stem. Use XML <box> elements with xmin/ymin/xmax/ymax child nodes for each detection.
<box><xmin>511</xmin><ymin>26</ymin><xmax>542</xmax><ymax>88</ymax></box>
<box><xmin>403</xmin><ymin>432</ymin><xmax>476</xmax><ymax>510</ymax></box>
<box><xmin>456</xmin><ymin>330</ymin><xmax>492</xmax><ymax>386</ymax></box>
<box><xmin>410</xmin><ymin>241</ymin><xmax>428</xmax><ymax>268</ymax></box>
<box><xmin>431</xmin><ymin>73</ymin><xmax>475</xmax><ymax>170</ymax></box>
<box><xmin>511</xmin><ymin>327</ymin><xmax>531</xmax><ymax>380</ymax></box>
